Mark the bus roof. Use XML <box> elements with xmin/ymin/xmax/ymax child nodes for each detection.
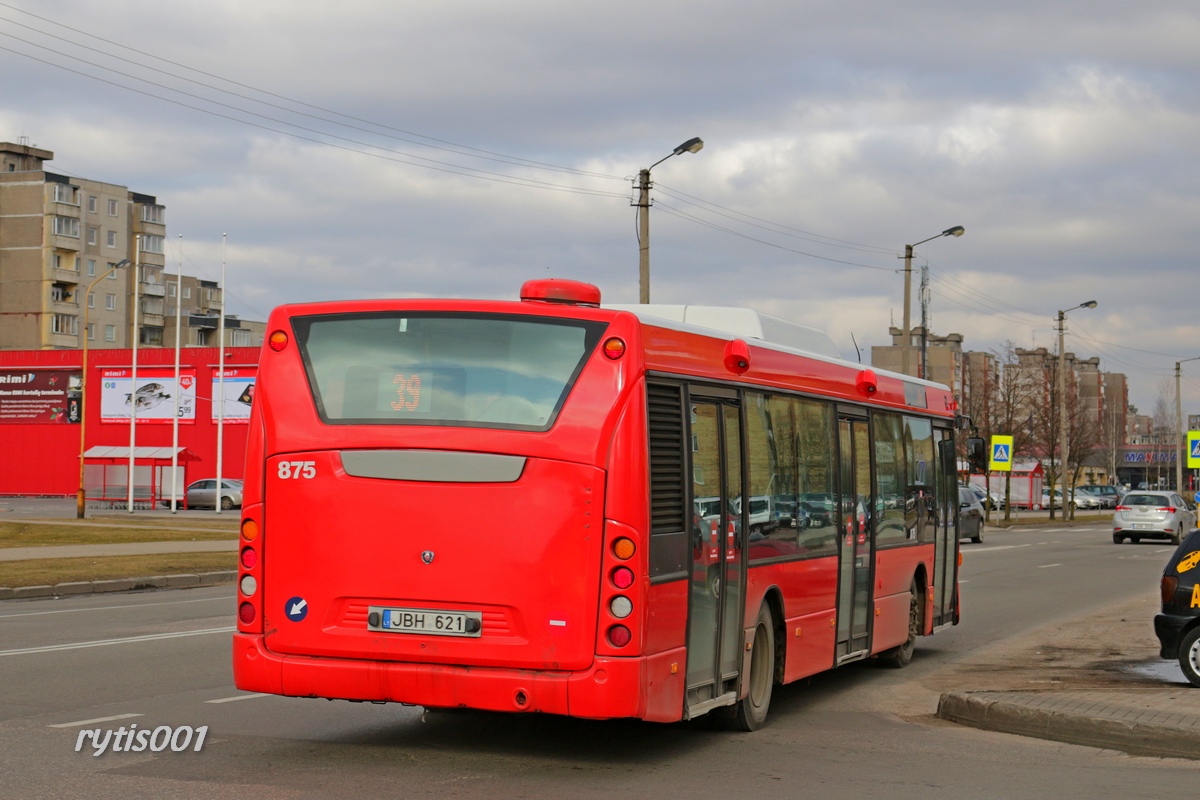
<box><xmin>605</xmin><ymin>304</ymin><xmax>839</xmax><ymax>359</ymax></box>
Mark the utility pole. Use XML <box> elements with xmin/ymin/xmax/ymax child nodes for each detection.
<box><xmin>919</xmin><ymin>262</ymin><xmax>930</xmax><ymax>380</ymax></box>
<box><xmin>902</xmin><ymin>243</ymin><xmax>914</xmax><ymax>376</ymax></box>
<box><xmin>637</xmin><ymin>168</ymin><xmax>651</xmax><ymax>304</ymax></box>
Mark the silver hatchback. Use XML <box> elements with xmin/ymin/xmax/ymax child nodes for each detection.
<box><xmin>1113</xmin><ymin>492</ymin><xmax>1197</xmax><ymax>545</ymax></box>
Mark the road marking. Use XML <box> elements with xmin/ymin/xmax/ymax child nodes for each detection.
<box><xmin>0</xmin><ymin>626</ymin><xmax>234</xmax><ymax>657</ymax></box>
<box><xmin>206</xmin><ymin>693</ymin><xmax>268</xmax><ymax>704</ymax></box>
<box><xmin>1038</xmin><ymin>563</ymin><xmax>1062</xmax><ymax>569</ymax></box>
<box><xmin>963</xmin><ymin>544</ymin><xmax>1032</xmax><ymax>553</ymax></box>
<box><xmin>48</xmin><ymin>713</ymin><xmax>142</xmax><ymax>728</ymax></box>
<box><xmin>0</xmin><ymin>596</ymin><xmax>228</xmax><ymax>620</ymax></box>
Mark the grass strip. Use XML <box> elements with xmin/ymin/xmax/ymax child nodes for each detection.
<box><xmin>0</xmin><ymin>552</ymin><xmax>237</xmax><ymax>588</ymax></box>
<box><xmin>0</xmin><ymin>521</ymin><xmax>237</xmax><ymax>549</ymax></box>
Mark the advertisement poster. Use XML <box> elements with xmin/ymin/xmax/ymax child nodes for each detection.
<box><xmin>211</xmin><ymin>368</ymin><xmax>256</xmax><ymax>424</ymax></box>
<box><xmin>100</xmin><ymin>367</ymin><xmax>196</xmax><ymax>424</ymax></box>
<box><xmin>0</xmin><ymin>369</ymin><xmax>81</xmax><ymax>423</ymax></box>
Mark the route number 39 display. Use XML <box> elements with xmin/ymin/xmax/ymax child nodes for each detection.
<box><xmin>277</xmin><ymin>461</ymin><xmax>317</xmax><ymax>480</ymax></box>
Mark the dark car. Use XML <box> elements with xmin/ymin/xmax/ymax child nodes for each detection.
<box><xmin>1154</xmin><ymin>530</ymin><xmax>1200</xmax><ymax>686</ymax></box>
<box><xmin>958</xmin><ymin>486</ymin><xmax>985</xmax><ymax>544</ymax></box>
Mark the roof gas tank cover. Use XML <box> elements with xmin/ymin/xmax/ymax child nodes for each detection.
<box><xmin>520</xmin><ymin>279</ymin><xmax>601</xmax><ymax>307</ymax></box>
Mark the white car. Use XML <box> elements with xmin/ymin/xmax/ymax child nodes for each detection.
<box><xmin>1113</xmin><ymin>492</ymin><xmax>1197</xmax><ymax>545</ymax></box>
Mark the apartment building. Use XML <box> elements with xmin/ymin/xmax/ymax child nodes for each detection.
<box><xmin>0</xmin><ymin>139</ymin><xmax>261</xmax><ymax>351</ymax></box>
<box><xmin>0</xmin><ymin>139</ymin><xmax>168</xmax><ymax>350</ymax></box>
<box><xmin>870</xmin><ymin>326</ymin><xmax>965</xmax><ymax>404</ymax></box>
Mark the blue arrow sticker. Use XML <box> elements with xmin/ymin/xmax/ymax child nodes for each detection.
<box><xmin>284</xmin><ymin>596</ymin><xmax>309</xmax><ymax>622</ymax></box>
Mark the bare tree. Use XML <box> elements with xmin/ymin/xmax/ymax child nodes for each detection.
<box><xmin>1153</xmin><ymin>377</ymin><xmax>1174</xmax><ymax>489</ymax></box>
<box><xmin>993</xmin><ymin>342</ymin><xmax>1037</xmax><ymax>521</ymax></box>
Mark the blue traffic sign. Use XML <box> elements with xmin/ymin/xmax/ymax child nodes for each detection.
<box><xmin>992</xmin><ymin>443</ymin><xmax>1010</xmax><ymax>463</ymax></box>
<box><xmin>284</xmin><ymin>596</ymin><xmax>309</xmax><ymax>622</ymax></box>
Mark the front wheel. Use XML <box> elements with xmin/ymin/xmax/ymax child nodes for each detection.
<box><xmin>1172</xmin><ymin>525</ymin><xmax>1183</xmax><ymax>546</ymax></box>
<box><xmin>731</xmin><ymin>603</ymin><xmax>776</xmax><ymax>731</ymax></box>
<box><xmin>220</xmin><ymin>495</ymin><xmax>234</xmax><ymax>511</ymax></box>
<box><xmin>1178</xmin><ymin>627</ymin><xmax>1200</xmax><ymax>687</ymax></box>
<box><xmin>880</xmin><ymin>580</ymin><xmax>922</xmax><ymax>668</ymax></box>
<box><xmin>971</xmin><ymin>520</ymin><xmax>984</xmax><ymax>544</ymax></box>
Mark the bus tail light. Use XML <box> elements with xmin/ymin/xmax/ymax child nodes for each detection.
<box><xmin>612</xmin><ymin>566</ymin><xmax>635</xmax><ymax>590</ymax></box>
<box><xmin>598</xmin><ymin>522</ymin><xmax>643</xmax><ymax>656</ymax></box>
<box><xmin>607</xmin><ymin>625</ymin><xmax>632</xmax><ymax>647</ymax></box>
<box><xmin>610</xmin><ymin>596</ymin><xmax>633</xmax><ymax>619</ymax></box>
<box><xmin>238</xmin><ymin>511</ymin><xmax>263</xmax><ymax>633</ymax></box>
<box><xmin>268</xmin><ymin>330</ymin><xmax>289</xmax><ymax>351</ymax></box>
<box><xmin>603</xmin><ymin>337</ymin><xmax>626</xmax><ymax>360</ymax></box>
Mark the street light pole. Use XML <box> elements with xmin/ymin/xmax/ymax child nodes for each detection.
<box><xmin>1057</xmin><ymin>300</ymin><xmax>1098</xmax><ymax>522</ymax></box>
<box><xmin>76</xmin><ymin>258</ymin><xmax>131</xmax><ymax>519</ymax></box>
<box><xmin>636</xmin><ymin>137</ymin><xmax>703</xmax><ymax>304</ymax></box>
<box><xmin>901</xmin><ymin>226</ymin><xmax>964</xmax><ymax>376</ymax></box>
<box><xmin>1176</xmin><ymin>356</ymin><xmax>1200</xmax><ymax>494</ymax></box>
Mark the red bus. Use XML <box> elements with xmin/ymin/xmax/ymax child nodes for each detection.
<box><xmin>233</xmin><ymin>278</ymin><xmax>968</xmax><ymax>730</ymax></box>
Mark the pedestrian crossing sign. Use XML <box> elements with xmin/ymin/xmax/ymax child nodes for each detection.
<box><xmin>989</xmin><ymin>435</ymin><xmax>1014</xmax><ymax>472</ymax></box>
<box><xmin>1189</xmin><ymin>431</ymin><xmax>1200</xmax><ymax>469</ymax></box>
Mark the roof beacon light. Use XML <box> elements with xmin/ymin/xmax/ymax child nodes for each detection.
<box><xmin>520</xmin><ymin>279</ymin><xmax>601</xmax><ymax>307</ymax></box>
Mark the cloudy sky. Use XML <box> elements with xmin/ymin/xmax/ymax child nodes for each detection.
<box><xmin>2</xmin><ymin>1</ymin><xmax>1198</xmax><ymax>414</ymax></box>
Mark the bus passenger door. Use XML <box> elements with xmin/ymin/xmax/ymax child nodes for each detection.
<box><xmin>932</xmin><ymin>433</ymin><xmax>958</xmax><ymax>627</ymax></box>
<box><xmin>836</xmin><ymin>416</ymin><xmax>874</xmax><ymax>660</ymax></box>
<box><xmin>686</xmin><ymin>398</ymin><xmax>745</xmax><ymax>715</ymax></box>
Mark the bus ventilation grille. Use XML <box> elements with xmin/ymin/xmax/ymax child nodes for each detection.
<box><xmin>647</xmin><ymin>382</ymin><xmax>687</xmax><ymax>535</ymax></box>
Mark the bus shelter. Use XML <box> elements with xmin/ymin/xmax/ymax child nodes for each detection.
<box><xmin>82</xmin><ymin>446</ymin><xmax>198</xmax><ymax>509</ymax></box>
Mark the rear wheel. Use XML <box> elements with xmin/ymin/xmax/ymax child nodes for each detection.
<box><xmin>731</xmin><ymin>603</ymin><xmax>775</xmax><ymax>731</ymax></box>
<box><xmin>1178</xmin><ymin>627</ymin><xmax>1200</xmax><ymax>687</ymax></box>
<box><xmin>1113</xmin><ymin>533</ymin><xmax>1124</xmax><ymax>544</ymax></box>
<box><xmin>1172</xmin><ymin>525</ymin><xmax>1183</xmax><ymax>546</ymax></box>
<box><xmin>971</xmin><ymin>520</ymin><xmax>984</xmax><ymax>544</ymax></box>
<box><xmin>880</xmin><ymin>580</ymin><xmax>922</xmax><ymax>668</ymax></box>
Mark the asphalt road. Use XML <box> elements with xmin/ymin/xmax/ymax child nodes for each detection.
<box><xmin>2</xmin><ymin>520</ymin><xmax>1196</xmax><ymax>799</ymax></box>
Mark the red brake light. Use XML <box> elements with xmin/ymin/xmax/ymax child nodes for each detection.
<box><xmin>268</xmin><ymin>330</ymin><xmax>288</xmax><ymax>351</ymax></box>
<box><xmin>1116</xmin><ymin>505</ymin><xmax>1130</xmax><ymax>512</ymax></box>
<box><xmin>238</xmin><ymin>602</ymin><xmax>256</xmax><ymax>624</ymax></box>
<box><xmin>607</xmin><ymin>625</ymin><xmax>632</xmax><ymax>647</ymax></box>
<box><xmin>240</xmin><ymin>547</ymin><xmax>257</xmax><ymax>570</ymax></box>
<box><xmin>612</xmin><ymin>566</ymin><xmax>635</xmax><ymax>590</ymax></box>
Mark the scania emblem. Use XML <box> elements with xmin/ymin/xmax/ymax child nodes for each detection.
<box><xmin>421</xmin><ymin>550</ymin><xmax>435</xmax><ymax>564</ymax></box>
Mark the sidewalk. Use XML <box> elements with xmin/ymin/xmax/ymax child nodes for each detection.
<box><xmin>938</xmin><ymin>688</ymin><xmax>1200</xmax><ymax>760</ymax></box>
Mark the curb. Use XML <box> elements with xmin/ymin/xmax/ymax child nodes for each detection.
<box><xmin>937</xmin><ymin>691</ymin><xmax>1200</xmax><ymax>761</ymax></box>
<box><xmin>0</xmin><ymin>570</ymin><xmax>235</xmax><ymax>601</ymax></box>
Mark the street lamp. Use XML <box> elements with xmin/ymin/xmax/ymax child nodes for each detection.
<box><xmin>901</xmin><ymin>226</ymin><xmax>964</xmax><ymax>376</ymax></box>
<box><xmin>1176</xmin><ymin>356</ymin><xmax>1200</xmax><ymax>494</ymax></box>
<box><xmin>1057</xmin><ymin>299</ymin><xmax>1097</xmax><ymax>521</ymax></box>
<box><xmin>77</xmin><ymin>258</ymin><xmax>131</xmax><ymax>519</ymax></box>
<box><xmin>636</xmin><ymin>137</ymin><xmax>704</xmax><ymax>304</ymax></box>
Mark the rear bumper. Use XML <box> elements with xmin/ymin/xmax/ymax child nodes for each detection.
<box><xmin>232</xmin><ymin>633</ymin><xmax>685</xmax><ymax>722</ymax></box>
<box><xmin>1155</xmin><ymin>613</ymin><xmax>1194</xmax><ymax>659</ymax></box>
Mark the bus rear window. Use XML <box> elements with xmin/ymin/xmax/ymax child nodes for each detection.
<box><xmin>293</xmin><ymin>313</ymin><xmax>607</xmax><ymax>430</ymax></box>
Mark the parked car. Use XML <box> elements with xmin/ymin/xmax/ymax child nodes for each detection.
<box><xmin>185</xmin><ymin>478</ymin><xmax>244</xmax><ymax>510</ymax></box>
<box><xmin>1071</xmin><ymin>490</ymin><xmax>1101</xmax><ymax>510</ymax></box>
<box><xmin>1154</xmin><ymin>529</ymin><xmax>1200</xmax><ymax>686</ymax></box>
<box><xmin>958</xmin><ymin>486</ymin><xmax>985</xmax><ymax>544</ymax></box>
<box><xmin>964</xmin><ymin>482</ymin><xmax>1005</xmax><ymax>511</ymax></box>
<box><xmin>1040</xmin><ymin>487</ymin><xmax>1095</xmax><ymax>511</ymax></box>
<box><xmin>1077</xmin><ymin>485</ymin><xmax>1117</xmax><ymax>509</ymax></box>
<box><xmin>1112</xmin><ymin>491</ymin><xmax>1197</xmax><ymax>545</ymax></box>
